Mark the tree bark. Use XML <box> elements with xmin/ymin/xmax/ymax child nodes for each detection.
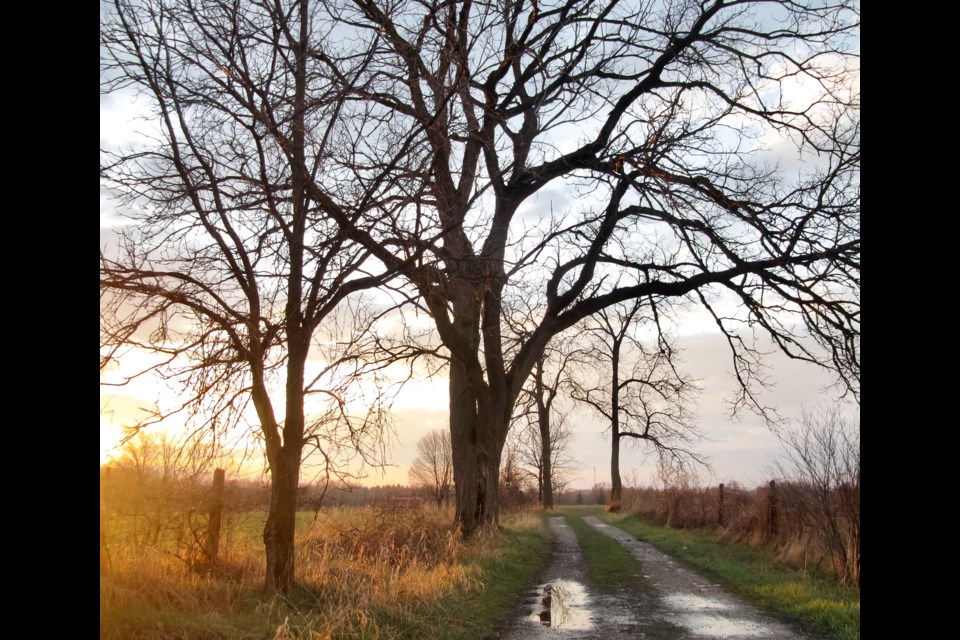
<box><xmin>539</xmin><ymin>413</ymin><xmax>554</xmax><ymax>510</ymax></box>
<box><xmin>449</xmin><ymin>357</ymin><xmax>503</xmax><ymax>534</ymax></box>
<box><xmin>534</xmin><ymin>363</ymin><xmax>555</xmax><ymax>510</ymax></box>
<box><xmin>263</xmin><ymin>447</ymin><xmax>301</xmax><ymax>593</ymax></box>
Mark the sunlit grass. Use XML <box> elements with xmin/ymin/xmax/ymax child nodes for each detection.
<box><xmin>600</xmin><ymin>513</ymin><xmax>860</xmax><ymax>640</ymax></box>
<box><xmin>100</xmin><ymin>507</ymin><xmax>549</xmax><ymax>639</ymax></box>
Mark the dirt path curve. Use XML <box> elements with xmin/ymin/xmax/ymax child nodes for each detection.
<box><xmin>500</xmin><ymin>516</ymin><xmax>813</xmax><ymax>639</ymax></box>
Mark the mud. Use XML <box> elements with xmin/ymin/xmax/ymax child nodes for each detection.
<box><xmin>499</xmin><ymin>515</ymin><xmax>814</xmax><ymax>639</ymax></box>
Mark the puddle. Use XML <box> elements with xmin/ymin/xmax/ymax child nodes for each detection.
<box><xmin>664</xmin><ymin>592</ymin><xmax>770</xmax><ymax>637</ymax></box>
<box><xmin>527</xmin><ymin>580</ymin><xmax>593</xmax><ymax>630</ymax></box>
<box><xmin>672</xmin><ymin>613</ymin><xmax>771</xmax><ymax>637</ymax></box>
<box><xmin>663</xmin><ymin>593</ymin><xmax>732</xmax><ymax>611</ymax></box>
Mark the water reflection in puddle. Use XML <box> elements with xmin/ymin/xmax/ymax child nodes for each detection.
<box><xmin>527</xmin><ymin>580</ymin><xmax>593</xmax><ymax>630</ymax></box>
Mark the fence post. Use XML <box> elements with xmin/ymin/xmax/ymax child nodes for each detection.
<box><xmin>768</xmin><ymin>479</ymin><xmax>779</xmax><ymax>540</ymax></box>
<box><xmin>717</xmin><ymin>482</ymin><xmax>725</xmax><ymax>527</ymax></box>
<box><xmin>205</xmin><ymin>468</ymin><xmax>226</xmax><ymax>565</ymax></box>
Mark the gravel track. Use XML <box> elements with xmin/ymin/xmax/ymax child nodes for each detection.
<box><xmin>499</xmin><ymin>515</ymin><xmax>814</xmax><ymax>639</ymax></box>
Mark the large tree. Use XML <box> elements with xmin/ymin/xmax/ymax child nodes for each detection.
<box><xmin>312</xmin><ymin>0</ymin><xmax>860</xmax><ymax>533</ymax></box>
<box><xmin>100</xmin><ymin>0</ymin><xmax>409</xmax><ymax>592</ymax></box>
<box><xmin>103</xmin><ymin>0</ymin><xmax>861</xmax><ymax>543</ymax></box>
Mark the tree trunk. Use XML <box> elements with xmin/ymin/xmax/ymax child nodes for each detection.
<box><xmin>533</xmin><ymin>359</ymin><xmax>555</xmax><ymax>510</ymax></box>
<box><xmin>263</xmin><ymin>0</ymin><xmax>310</xmax><ymax>592</ymax></box>
<box><xmin>539</xmin><ymin>410</ymin><xmax>554</xmax><ymax>510</ymax></box>
<box><xmin>609</xmin><ymin>342</ymin><xmax>623</xmax><ymax>510</ymax></box>
<box><xmin>449</xmin><ymin>357</ymin><xmax>504</xmax><ymax>534</ymax></box>
<box><xmin>610</xmin><ymin>435</ymin><xmax>622</xmax><ymax>509</ymax></box>
<box><xmin>263</xmin><ymin>447</ymin><xmax>301</xmax><ymax>593</ymax></box>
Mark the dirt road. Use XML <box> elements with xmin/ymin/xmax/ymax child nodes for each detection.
<box><xmin>501</xmin><ymin>515</ymin><xmax>813</xmax><ymax>639</ymax></box>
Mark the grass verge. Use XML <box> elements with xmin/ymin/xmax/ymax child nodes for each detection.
<box><xmin>600</xmin><ymin>513</ymin><xmax>860</xmax><ymax>640</ymax></box>
<box><xmin>422</xmin><ymin>512</ymin><xmax>551</xmax><ymax>639</ymax></box>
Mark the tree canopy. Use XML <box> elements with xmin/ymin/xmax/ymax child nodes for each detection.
<box><xmin>102</xmin><ymin>0</ymin><xmax>860</xmax><ymax>554</ymax></box>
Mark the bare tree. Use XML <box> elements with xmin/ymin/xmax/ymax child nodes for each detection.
<box><xmin>104</xmin><ymin>0</ymin><xmax>860</xmax><ymax>538</ymax></box>
<box><xmin>100</xmin><ymin>0</ymin><xmax>410</xmax><ymax>592</ymax></box>
<box><xmin>574</xmin><ymin>299</ymin><xmax>702</xmax><ymax>510</ymax></box>
<box><xmin>307</xmin><ymin>0</ymin><xmax>859</xmax><ymax>534</ymax></box>
<box><xmin>578</xmin><ymin>314</ymin><xmax>689</xmax><ymax>506</ymax></box>
<box><xmin>408</xmin><ymin>429</ymin><xmax>454</xmax><ymax>508</ymax></box>
<box><xmin>499</xmin><ymin>440</ymin><xmax>536</xmax><ymax>511</ymax></box>
<box><xmin>512</xmin><ymin>350</ymin><xmax>580</xmax><ymax>509</ymax></box>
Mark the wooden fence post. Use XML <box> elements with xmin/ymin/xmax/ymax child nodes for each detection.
<box><xmin>768</xmin><ymin>479</ymin><xmax>779</xmax><ymax>540</ymax></box>
<box><xmin>205</xmin><ymin>468</ymin><xmax>226</xmax><ymax>565</ymax></box>
<box><xmin>717</xmin><ymin>482</ymin><xmax>725</xmax><ymax>527</ymax></box>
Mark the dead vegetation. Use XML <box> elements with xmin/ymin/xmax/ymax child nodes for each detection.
<box><xmin>619</xmin><ymin>410</ymin><xmax>860</xmax><ymax>588</ymax></box>
<box><xmin>101</xmin><ymin>501</ymin><xmax>538</xmax><ymax>639</ymax></box>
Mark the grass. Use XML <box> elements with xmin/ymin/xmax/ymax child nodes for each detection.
<box><xmin>599</xmin><ymin>512</ymin><xmax>860</xmax><ymax>640</ymax></box>
<box><xmin>424</xmin><ymin>512</ymin><xmax>550</xmax><ymax>639</ymax></box>
<box><xmin>100</xmin><ymin>508</ymin><xmax>550</xmax><ymax>639</ymax></box>
<box><xmin>555</xmin><ymin>506</ymin><xmax>641</xmax><ymax>594</ymax></box>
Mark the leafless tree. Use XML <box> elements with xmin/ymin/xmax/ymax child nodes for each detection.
<box><xmin>307</xmin><ymin>0</ymin><xmax>859</xmax><ymax>534</ymax></box>
<box><xmin>512</xmin><ymin>349</ymin><xmax>580</xmax><ymax>509</ymax></box>
<box><xmin>103</xmin><ymin>0</ymin><xmax>861</xmax><ymax>539</ymax></box>
<box><xmin>99</xmin><ymin>0</ymin><xmax>417</xmax><ymax>592</ymax></box>
<box><xmin>573</xmin><ymin>298</ymin><xmax>702</xmax><ymax>509</ymax></box>
<box><xmin>408</xmin><ymin>429</ymin><xmax>454</xmax><ymax>508</ymax></box>
<box><xmin>499</xmin><ymin>439</ymin><xmax>536</xmax><ymax>511</ymax></box>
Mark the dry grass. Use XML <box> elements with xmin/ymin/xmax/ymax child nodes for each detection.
<box><xmin>100</xmin><ymin>506</ymin><xmax>543</xmax><ymax>639</ymax></box>
<box><xmin>619</xmin><ymin>482</ymin><xmax>859</xmax><ymax>588</ymax></box>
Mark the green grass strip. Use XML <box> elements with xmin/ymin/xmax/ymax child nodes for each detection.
<box><xmin>559</xmin><ymin>509</ymin><xmax>642</xmax><ymax>595</ymax></box>
<box><xmin>601</xmin><ymin>514</ymin><xmax>860</xmax><ymax>640</ymax></box>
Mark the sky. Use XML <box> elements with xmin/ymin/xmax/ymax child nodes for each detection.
<box><xmin>100</xmin><ymin>161</ymin><xmax>855</xmax><ymax>492</ymax></box>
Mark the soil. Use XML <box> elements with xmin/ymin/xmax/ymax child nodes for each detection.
<box><xmin>497</xmin><ymin>515</ymin><xmax>815</xmax><ymax>640</ymax></box>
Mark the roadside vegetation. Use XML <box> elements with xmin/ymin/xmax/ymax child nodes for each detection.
<box><xmin>100</xmin><ymin>506</ymin><xmax>548</xmax><ymax>639</ymax></box>
<box><xmin>599</xmin><ymin>511</ymin><xmax>860</xmax><ymax>640</ymax></box>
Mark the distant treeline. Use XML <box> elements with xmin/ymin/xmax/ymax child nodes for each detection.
<box><xmin>100</xmin><ymin>465</ymin><xmax>431</xmax><ymax>514</ymax></box>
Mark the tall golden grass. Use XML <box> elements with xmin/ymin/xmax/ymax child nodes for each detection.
<box><xmin>101</xmin><ymin>505</ymin><xmax>539</xmax><ymax>639</ymax></box>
